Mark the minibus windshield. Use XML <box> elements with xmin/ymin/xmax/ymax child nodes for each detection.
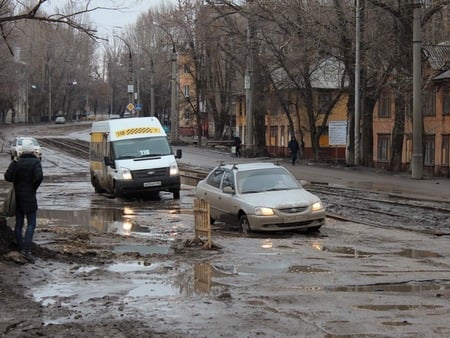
<box><xmin>112</xmin><ymin>136</ymin><xmax>172</xmax><ymax>159</ymax></box>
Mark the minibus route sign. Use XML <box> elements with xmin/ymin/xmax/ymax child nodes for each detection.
<box><xmin>115</xmin><ymin>127</ymin><xmax>161</xmax><ymax>138</ymax></box>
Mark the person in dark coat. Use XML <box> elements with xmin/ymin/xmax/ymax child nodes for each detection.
<box><xmin>4</xmin><ymin>141</ymin><xmax>43</xmax><ymax>263</ymax></box>
<box><xmin>233</xmin><ymin>134</ymin><xmax>242</xmax><ymax>158</ymax></box>
<box><xmin>288</xmin><ymin>136</ymin><xmax>300</xmax><ymax>165</ymax></box>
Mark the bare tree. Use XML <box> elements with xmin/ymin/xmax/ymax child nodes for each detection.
<box><xmin>367</xmin><ymin>0</ymin><xmax>450</xmax><ymax>171</ymax></box>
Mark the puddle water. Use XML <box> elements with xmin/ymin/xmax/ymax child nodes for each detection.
<box><xmin>106</xmin><ymin>261</ymin><xmax>164</xmax><ymax>272</ymax></box>
<box><xmin>357</xmin><ymin>304</ymin><xmax>442</xmax><ymax>311</ymax></box>
<box><xmin>44</xmin><ymin>173</ymin><xmax>90</xmax><ymax>183</ymax></box>
<box><xmin>38</xmin><ymin>203</ymin><xmax>190</xmax><ymax>236</ymax></box>
<box><xmin>313</xmin><ymin>245</ymin><xmax>441</xmax><ymax>260</ymax></box>
<box><xmin>328</xmin><ymin>282</ymin><xmax>450</xmax><ymax>293</ymax></box>
<box><xmin>32</xmin><ymin>261</ymin><xmax>228</xmax><ymax>311</ymax></box>
<box><xmin>319</xmin><ymin>245</ymin><xmax>374</xmax><ymax>258</ymax></box>
<box><xmin>395</xmin><ymin>248</ymin><xmax>442</xmax><ymax>258</ymax></box>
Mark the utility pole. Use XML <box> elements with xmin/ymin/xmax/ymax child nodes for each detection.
<box><xmin>153</xmin><ymin>22</ymin><xmax>178</xmax><ymax>141</ymax></box>
<box><xmin>127</xmin><ymin>47</ymin><xmax>134</xmax><ymax>107</ymax></box>
<box><xmin>115</xmin><ymin>35</ymin><xmax>134</xmax><ymax>109</ymax></box>
<box><xmin>411</xmin><ymin>1</ymin><xmax>423</xmax><ymax>179</ymax></box>
<box><xmin>354</xmin><ymin>0</ymin><xmax>361</xmax><ymax>166</ymax></box>
<box><xmin>171</xmin><ymin>45</ymin><xmax>178</xmax><ymax>141</ymax></box>
<box><xmin>245</xmin><ymin>0</ymin><xmax>254</xmax><ymax>153</ymax></box>
<box><xmin>150</xmin><ymin>59</ymin><xmax>155</xmax><ymax>117</ymax></box>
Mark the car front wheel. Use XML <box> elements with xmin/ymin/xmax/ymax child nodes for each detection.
<box><xmin>239</xmin><ymin>214</ymin><xmax>251</xmax><ymax>234</ymax></box>
<box><xmin>171</xmin><ymin>189</ymin><xmax>180</xmax><ymax>199</ymax></box>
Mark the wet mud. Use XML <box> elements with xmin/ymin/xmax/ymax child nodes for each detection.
<box><xmin>1</xmin><ymin>123</ymin><xmax>450</xmax><ymax>337</ymax></box>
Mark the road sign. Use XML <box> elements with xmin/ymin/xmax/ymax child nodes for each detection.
<box><xmin>135</xmin><ymin>104</ymin><xmax>142</xmax><ymax>111</ymax></box>
<box><xmin>126</xmin><ymin>103</ymin><xmax>135</xmax><ymax>111</ymax></box>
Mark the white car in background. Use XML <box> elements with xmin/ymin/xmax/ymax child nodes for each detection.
<box><xmin>10</xmin><ymin>137</ymin><xmax>42</xmax><ymax>161</ymax></box>
<box><xmin>195</xmin><ymin>162</ymin><xmax>326</xmax><ymax>233</ymax></box>
<box><xmin>55</xmin><ymin>116</ymin><xmax>66</xmax><ymax>124</ymax></box>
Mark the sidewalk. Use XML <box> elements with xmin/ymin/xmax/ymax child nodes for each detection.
<box><xmin>282</xmin><ymin>160</ymin><xmax>450</xmax><ymax>201</ymax></box>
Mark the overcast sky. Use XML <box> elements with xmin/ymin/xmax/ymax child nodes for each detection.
<box><xmin>87</xmin><ymin>0</ymin><xmax>175</xmax><ymax>39</ymax></box>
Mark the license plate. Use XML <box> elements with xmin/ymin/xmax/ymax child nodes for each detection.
<box><xmin>285</xmin><ymin>215</ymin><xmax>306</xmax><ymax>223</ymax></box>
<box><xmin>144</xmin><ymin>181</ymin><xmax>161</xmax><ymax>187</ymax></box>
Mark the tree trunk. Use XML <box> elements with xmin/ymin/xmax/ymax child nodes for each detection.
<box><xmin>390</xmin><ymin>94</ymin><xmax>406</xmax><ymax>172</ymax></box>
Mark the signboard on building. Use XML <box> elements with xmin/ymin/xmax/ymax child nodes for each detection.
<box><xmin>329</xmin><ymin>120</ymin><xmax>347</xmax><ymax>146</ymax></box>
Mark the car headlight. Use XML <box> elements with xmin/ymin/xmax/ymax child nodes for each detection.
<box><xmin>121</xmin><ymin>168</ymin><xmax>132</xmax><ymax>180</ymax></box>
<box><xmin>255</xmin><ymin>207</ymin><xmax>275</xmax><ymax>216</ymax></box>
<box><xmin>312</xmin><ymin>201</ymin><xmax>324</xmax><ymax>212</ymax></box>
<box><xmin>170</xmin><ymin>162</ymin><xmax>179</xmax><ymax>176</ymax></box>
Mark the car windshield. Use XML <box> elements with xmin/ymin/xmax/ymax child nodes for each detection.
<box><xmin>18</xmin><ymin>138</ymin><xmax>39</xmax><ymax>146</ymax></box>
<box><xmin>112</xmin><ymin>136</ymin><xmax>172</xmax><ymax>159</ymax></box>
<box><xmin>237</xmin><ymin>168</ymin><xmax>300</xmax><ymax>194</ymax></box>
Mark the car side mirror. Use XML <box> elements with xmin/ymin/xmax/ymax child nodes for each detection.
<box><xmin>223</xmin><ymin>186</ymin><xmax>235</xmax><ymax>194</ymax></box>
<box><xmin>176</xmin><ymin>149</ymin><xmax>182</xmax><ymax>159</ymax></box>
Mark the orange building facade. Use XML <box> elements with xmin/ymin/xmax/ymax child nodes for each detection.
<box><xmin>372</xmin><ymin>45</ymin><xmax>450</xmax><ymax>177</ymax></box>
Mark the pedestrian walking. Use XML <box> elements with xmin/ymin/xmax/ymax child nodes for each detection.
<box><xmin>233</xmin><ymin>134</ymin><xmax>242</xmax><ymax>158</ymax></box>
<box><xmin>288</xmin><ymin>136</ymin><xmax>300</xmax><ymax>165</ymax></box>
<box><xmin>4</xmin><ymin>141</ymin><xmax>43</xmax><ymax>263</ymax></box>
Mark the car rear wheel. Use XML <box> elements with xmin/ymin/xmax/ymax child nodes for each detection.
<box><xmin>239</xmin><ymin>214</ymin><xmax>251</xmax><ymax>234</ymax></box>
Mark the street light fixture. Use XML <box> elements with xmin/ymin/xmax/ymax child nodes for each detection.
<box><xmin>153</xmin><ymin>22</ymin><xmax>178</xmax><ymax>142</ymax></box>
<box><xmin>115</xmin><ymin>35</ymin><xmax>135</xmax><ymax>111</ymax></box>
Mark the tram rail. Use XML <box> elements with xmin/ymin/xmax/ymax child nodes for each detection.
<box><xmin>38</xmin><ymin>137</ymin><xmax>450</xmax><ymax>236</ymax></box>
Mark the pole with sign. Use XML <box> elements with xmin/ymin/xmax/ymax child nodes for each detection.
<box><xmin>328</xmin><ymin>121</ymin><xmax>347</xmax><ymax>163</ymax></box>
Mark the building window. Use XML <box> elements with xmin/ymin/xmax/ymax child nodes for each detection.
<box><xmin>422</xmin><ymin>91</ymin><xmax>436</xmax><ymax>116</ymax></box>
<box><xmin>318</xmin><ymin>92</ymin><xmax>332</xmax><ymax>111</ymax></box>
<box><xmin>443</xmin><ymin>86</ymin><xmax>450</xmax><ymax>116</ymax></box>
<box><xmin>442</xmin><ymin>134</ymin><xmax>449</xmax><ymax>166</ymax></box>
<box><xmin>183</xmin><ymin>85</ymin><xmax>190</xmax><ymax>97</ymax></box>
<box><xmin>378</xmin><ymin>94</ymin><xmax>391</xmax><ymax>118</ymax></box>
<box><xmin>377</xmin><ymin>134</ymin><xmax>391</xmax><ymax>162</ymax></box>
<box><xmin>424</xmin><ymin>134</ymin><xmax>435</xmax><ymax>165</ymax></box>
<box><xmin>183</xmin><ymin>64</ymin><xmax>189</xmax><ymax>74</ymax></box>
<box><xmin>270</xmin><ymin>126</ymin><xmax>277</xmax><ymax>146</ymax></box>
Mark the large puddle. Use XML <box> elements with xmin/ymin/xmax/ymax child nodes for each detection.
<box><xmin>328</xmin><ymin>281</ymin><xmax>450</xmax><ymax>293</ymax></box>
<box><xmin>37</xmin><ymin>189</ymin><xmax>193</xmax><ymax>236</ymax></box>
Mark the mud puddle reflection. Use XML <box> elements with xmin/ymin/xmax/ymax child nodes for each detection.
<box><xmin>328</xmin><ymin>281</ymin><xmax>450</xmax><ymax>293</ymax></box>
<box><xmin>38</xmin><ymin>190</ymin><xmax>194</xmax><ymax>238</ymax></box>
<box><xmin>31</xmin><ymin>261</ymin><xmax>234</xmax><ymax>325</ymax></box>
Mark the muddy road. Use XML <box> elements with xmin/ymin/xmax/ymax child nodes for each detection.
<box><xmin>1</xmin><ymin>122</ymin><xmax>450</xmax><ymax>338</ymax></box>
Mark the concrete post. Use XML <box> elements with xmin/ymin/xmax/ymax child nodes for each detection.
<box><xmin>411</xmin><ymin>3</ymin><xmax>423</xmax><ymax>179</ymax></box>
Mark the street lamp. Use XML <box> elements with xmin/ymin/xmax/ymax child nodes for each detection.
<box><xmin>115</xmin><ymin>35</ymin><xmax>135</xmax><ymax>111</ymax></box>
<box><xmin>153</xmin><ymin>22</ymin><xmax>178</xmax><ymax>142</ymax></box>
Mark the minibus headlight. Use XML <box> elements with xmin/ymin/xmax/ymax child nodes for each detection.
<box><xmin>121</xmin><ymin>168</ymin><xmax>132</xmax><ymax>180</ymax></box>
<box><xmin>170</xmin><ymin>162</ymin><xmax>179</xmax><ymax>176</ymax></box>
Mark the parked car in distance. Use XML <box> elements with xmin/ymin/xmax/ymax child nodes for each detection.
<box><xmin>10</xmin><ymin>137</ymin><xmax>42</xmax><ymax>161</ymax></box>
<box><xmin>55</xmin><ymin>116</ymin><xmax>66</xmax><ymax>124</ymax></box>
<box><xmin>195</xmin><ymin>162</ymin><xmax>326</xmax><ymax>233</ymax></box>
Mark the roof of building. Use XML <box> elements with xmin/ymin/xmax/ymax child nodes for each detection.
<box><xmin>272</xmin><ymin>56</ymin><xmax>348</xmax><ymax>90</ymax></box>
<box><xmin>423</xmin><ymin>43</ymin><xmax>450</xmax><ymax>70</ymax></box>
<box><xmin>423</xmin><ymin>43</ymin><xmax>450</xmax><ymax>81</ymax></box>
